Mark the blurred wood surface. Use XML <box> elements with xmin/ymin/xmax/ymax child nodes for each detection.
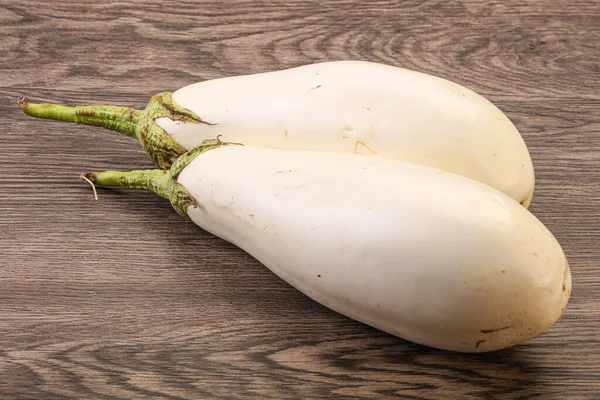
<box><xmin>1</xmin><ymin>0</ymin><xmax>599</xmax><ymax>398</ymax></box>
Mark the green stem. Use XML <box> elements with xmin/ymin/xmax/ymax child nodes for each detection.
<box><xmin>81</xmin><ymin>139</ymin><xmax>226</xmax><ymax>218</ymax></box>
<box><xmin>18</xmin><ymin>98</ymin><xmax>139</xmax><ymax>138</ymax></box>
<box><xmin>84</xmin><ymin>169</ymin><xmax>170</xmax><ymax>198</ymax></box>
<box><xmin>18</xmin><ymin>92</ymin><xmax>208</xmax><ymax>169</ymax></box>
<box><xmin>82</xmin><ymin>169</ymin><xmax>195</xmax><ymax>218</ymax></box>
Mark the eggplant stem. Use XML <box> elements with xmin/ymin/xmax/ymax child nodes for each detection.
<box><xmin>18</xmin><ymin>98</ymin><xmax>140</xmax><ymax>138</ymax></box>
<box><xmin>82</xmin><ymin>169</ymin><xmax>170</xmax><ymax>198</ymax></box>
<box><xmin>80</xmin><ymin>169</ymin><xmax>194</xmax><ymax>219</ymax></box>
<box><xmin>18</xmin><ymin>92</ymin><xmax>204</xmax><ymax>169</ymax></box>
<box><xmin>80</xmin><ymin>138</ymin><xmax>226</xmax><ymax>218</ymax></box>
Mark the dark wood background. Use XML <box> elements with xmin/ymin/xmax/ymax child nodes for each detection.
<box><xmin>1</xmin><ymin>0</ymin><xmax>599</xmax><ymax>398</ymax></box>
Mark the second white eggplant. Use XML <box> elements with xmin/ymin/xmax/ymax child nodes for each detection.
<box><xmin>84</xmin><ymin>141</ymin><xmax>569</xmax><ymax>352</ymax></box>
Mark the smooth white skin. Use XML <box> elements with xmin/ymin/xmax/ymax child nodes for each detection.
<box><xmin>177</xmin><ymin>146</ymin><xmax>569</xmax><ymax>353</ymax></box>
<box><xmin>158</xmin><ymin>61</ymin><xmax>535</xmax><ymax>206</ymax></box>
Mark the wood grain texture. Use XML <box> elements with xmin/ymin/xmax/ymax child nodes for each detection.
<box><xmin>1</xmin><ymin>0</ymin><xmax>599</xmax><ymax>398</ymax></box>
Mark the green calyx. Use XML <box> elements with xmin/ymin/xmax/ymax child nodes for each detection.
<box><xmin>137</xmin><ymin>92</ymin><xmax>216</xmax><ymax>169</ymax></box>
<box><xmin>81</xmin><ymin>139</ymin><xmax>224</xmax><ymax>219</ymax></box>
<box><xmin>19</xmin><ymin>92</ymin><xmax>212</xmax><ymax>169</ymax></box>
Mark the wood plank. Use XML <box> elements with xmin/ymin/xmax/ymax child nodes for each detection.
<box><xmin>1</xmin><ymin>0</ymin><xmax>599</xmax><ymax>398</ymax></box>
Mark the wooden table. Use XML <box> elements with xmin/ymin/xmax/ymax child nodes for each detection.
<box><xmin>2</xmin><ymin>1</ymin><xmax>599</xmax><ymax>398</ymax></box>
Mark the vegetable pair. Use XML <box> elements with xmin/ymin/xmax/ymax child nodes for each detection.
<box><xmin>20</xmin><ymin>61</ymin><xmax>569</xmax><ymax>352</ymax></box>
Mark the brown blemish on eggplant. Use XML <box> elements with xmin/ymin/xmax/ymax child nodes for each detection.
<box><xmin>311</xmin><ymin>85</ymin><xmax>321</xmax><ymax>90</ymax></box>
<box><xmin>354</xmin><ymin>140</ymin><xmax>377</xmax><ymax>155</ymax></box>
<box><xmin>190</xmin><ymin>200</ymin><xmax>206</xmax><ymax>213</ymax></box>
<box><xmin>481</xmin><ymin>326</ymin><xmax>511</xmax><ymax>334</ymax></box>
<box><xmin>317</xmin><ymin>274</ymin><xmax>321</xmax><ymax>278</ymax></box>
<box><xmin>476</xmin><ymin>340</ymin><xmax>485</xmax><ymax>348</ymax></box>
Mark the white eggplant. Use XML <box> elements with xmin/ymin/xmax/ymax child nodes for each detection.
<box><xmin>84</xmin><ymin>141</ymin><xmax>569</xmax><ymax>352</ymax></box>
<box><xmin>22</xmin><ymin>61</ymin><xmax>535</xmax><ymax>206</ymax></box>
